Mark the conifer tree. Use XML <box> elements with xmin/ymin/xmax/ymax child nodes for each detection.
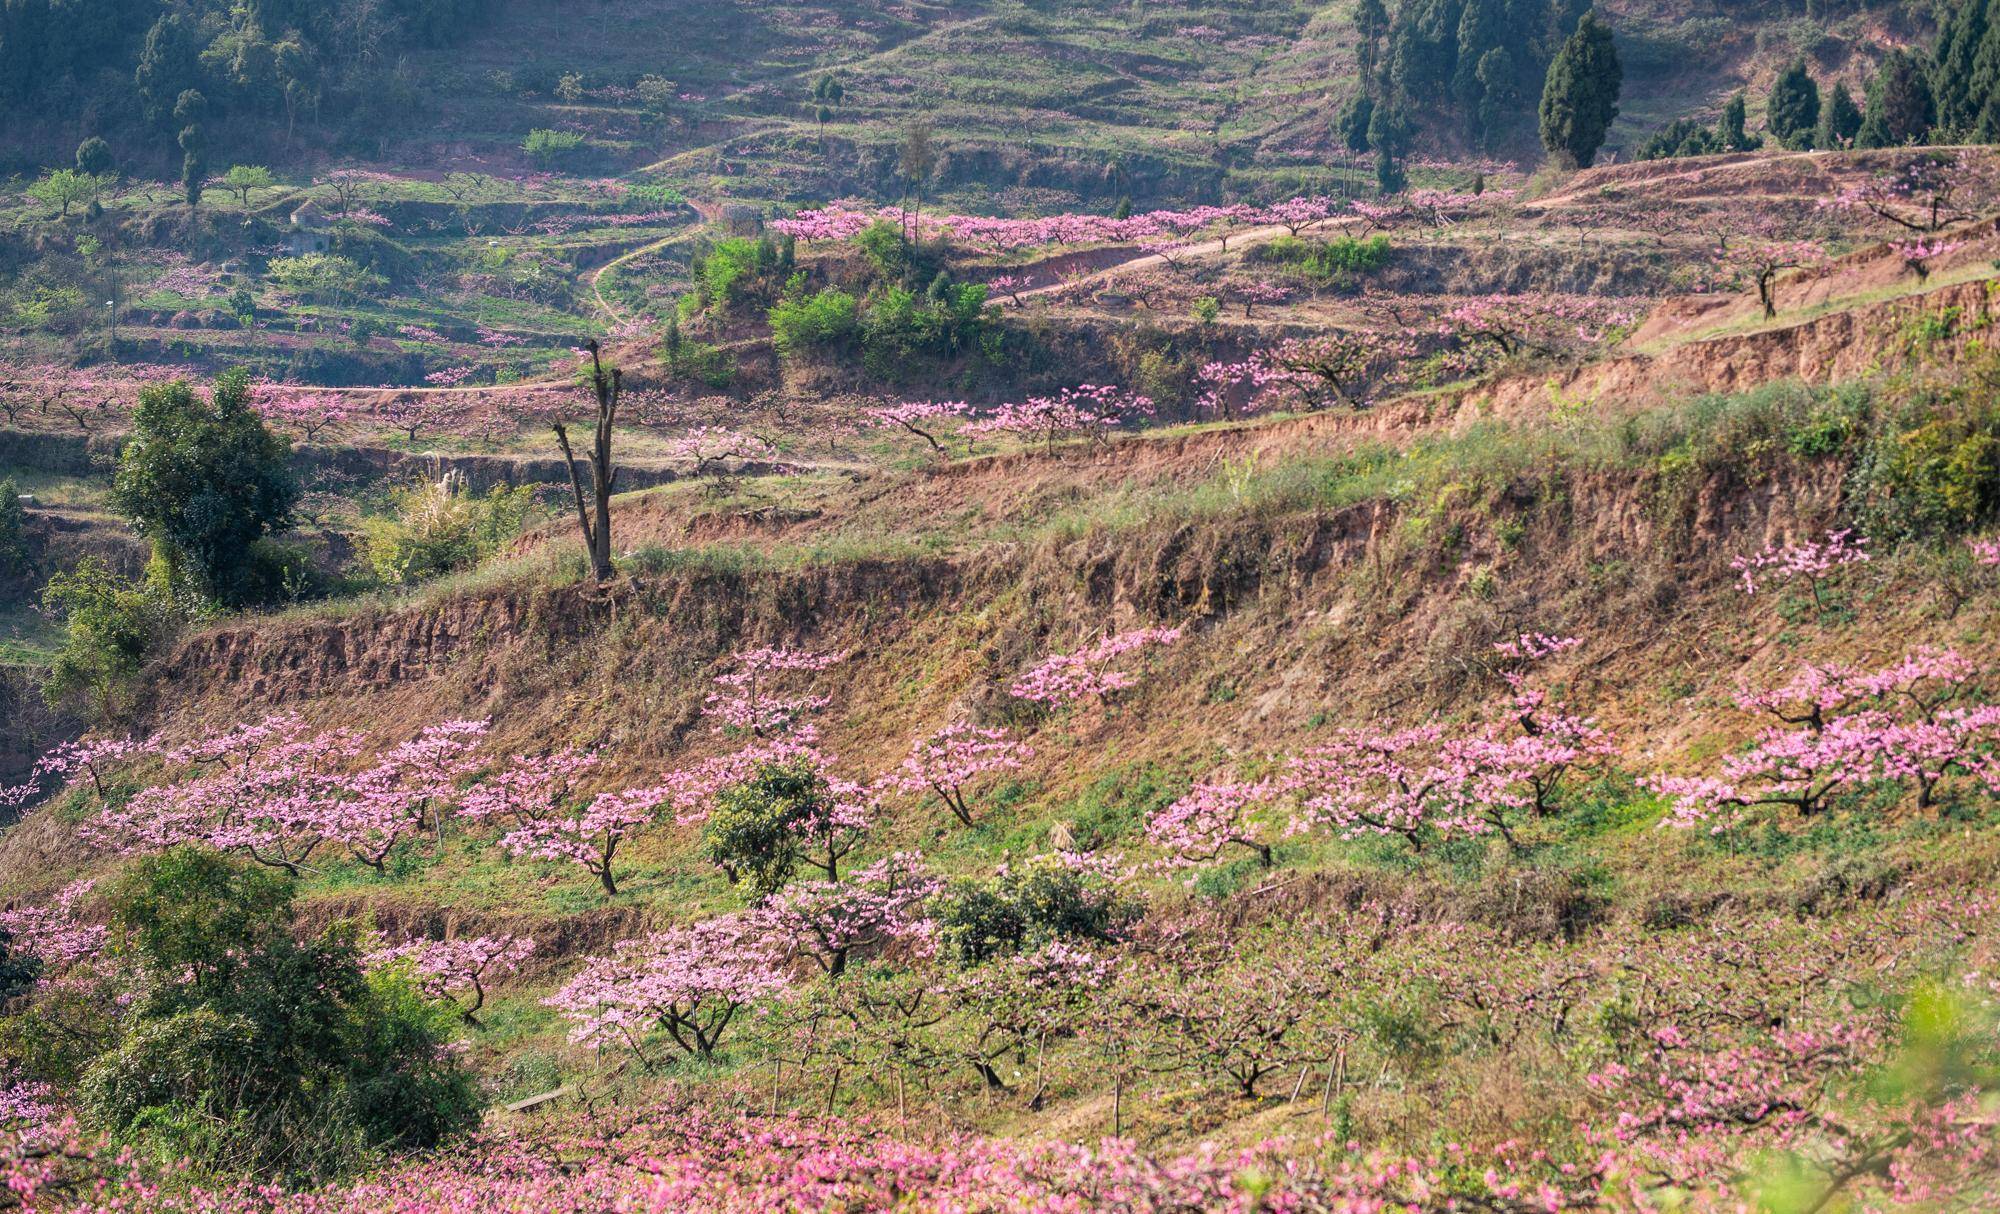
<box><xmin>1819</xmin><ymin>80</ymin><xmax>1863</xmax><ymax>147</ymax></box>
<box><xmin>1539</xmin><ymin>10</ymin><xmax>1621</xmax><ymax>169</ymax></box>
<box><xmin>1857</xmin><ymin>50</ymin><xmax>1936</xmax><ymax>147</ymax></box>
<box><xmin>1768</xmin><ymin>59</ymin><xmax>1821</xmax><ymax>148</ymax></box>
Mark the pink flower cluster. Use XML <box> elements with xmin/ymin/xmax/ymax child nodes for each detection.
<box><xmin>961</xmin><ymin>385</ymin><xmax>1154</xmax><ymax>450</ymax></box>
<box><xmin>1648</xmin><ymin>647</ymin><xmax>2000</xmax><ymax>828</ymax></box>
<box><xmin>881</xmin><ymin>721</ymin><xmax>1031</xmax><ymax>827</ymax></box>
<box><xmin>1729</xmin><ymin>527</ymin><xmax>1869</xmax><ymax>600</ymax></box>
<box><xmin>1009</xmin><ymin>626</ymin><xmax>1186</xmax><ymax>707</ymax></box>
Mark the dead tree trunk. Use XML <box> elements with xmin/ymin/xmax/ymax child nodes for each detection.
<box><xmin>551</xmin><ymin>339</ymin><xmax>621</xmax><ymax>582</ymax></box>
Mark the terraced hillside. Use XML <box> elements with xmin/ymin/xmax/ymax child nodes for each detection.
<box><xmin>6</xmin><ymin>136</ymin><xmax>2000</xmax><ymax>1210</ymax></box>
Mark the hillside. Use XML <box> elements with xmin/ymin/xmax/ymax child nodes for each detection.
<box><xmin>5</xmin><ymin>0</ymin><xmax>2000</xmax><ymax>1205</ymax></box>
<box><xmin>3</xmin><ymin>136</ymin><xmax>2000</xmax><ymax>1209</ymax></box>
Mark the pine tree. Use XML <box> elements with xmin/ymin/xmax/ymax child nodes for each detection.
<box><xmin>1369</xmin><ymin>101</ymin><xmax>1411</xmax><ymax>195</ymax></box>
<box><xmin>1539</xmin><ymin>10</ymin><xmax>1621</xmax><ymax>169</ymax></box>
<box><xmin>1970</xmin><ymin>18</ymin><xmax>2000</xmax><ymax>141</ymax></box>
<box><xmin>1453</xmin><ymin>0</ymin><xmax>1504</xmax><ymax>126</ymax></box>
<box><xmin>1818</xmin><ymin>81</ymin><xmax>1863</xmax><ymax>148</ymax></box>
<box><xmin>1355</xmin><ymin>0</ymin><xmax>1390</xmax><ymax>82</ymax></box>
<box><xmin>1767</xmin><ymin>60</ymin><xmax>1821</xmax><ymax>148</ymax></box>
<box><xmin>1338</xmin><ymin>92</ymin><xmax>1375</xmax><ymax>152</ymax></box>
<box><xmin>1931</xmin><ymin>0</ymin><xmax>1993</xmax><ymax>136</ymax></box>
<box><xmin>1857</xmin><ymin>49</ymin><xmax>1936</xmax><ymax>148</ymax></box>
<box><xmin>1718</xmin><ymin>92</ymin><xmax>1760</xmax><ymax>152</ymax></box>
<box><xmin>1474</xmin><ymin>47</ymin><xmax>1516</xmax><ymax>147</ymax></box>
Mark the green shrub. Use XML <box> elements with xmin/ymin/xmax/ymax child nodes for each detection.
<box><xmin>688</xmin><ymin>235</ymin><xmax>794</xmax><ymax>316</ymax></box>
<box><xmin>266</xmin><ymin>253</ymin><xmax>385</xmax><ymax>303</ymax></box>
<box><xmin>361</xmin><ymin>473</ymin><xmax>537</xmax><ymax>586</ymax></box>
<box><xmin>769</xmin><ymin>286</ymin><xmax>860</xmax><ymax>356</ymax></box>
<box><xmin>1250</xmin><ymin>234</ymin><xmax>1391</xmax><ymax>287</ymax></box>
<box><xmin>40</xmin><ymin>556</ymin><xmax>177</xmax><ymax>719</ymax></box>
<box><xmin>935</xmin><ymin>856</ymin><xmax>1136</xmax><ymax>966</ymax></box>
<box><xmin>522</xmin><ymin>128</ymin><xmax>589</xmax><ymax>167</ymax></box>
<box><xmin>1859</xmin><ymin>406</ymin><xmax>2000</xmax><ymax>537</ymax></box>
<box><xmin>0</xmin><ymin>475</ymin><xmax>29</xmax><ymax>576</ymax></box>
<box><xmin>78</xmin><ymin>849</ymin><xmax>480</xmax><ymax>1182</ymax></box>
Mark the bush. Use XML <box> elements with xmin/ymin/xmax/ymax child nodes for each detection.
<box><xmin>935</xmin><ymin>856</ymin><xmax>1135</xmax><ymax>966</ymax></box>
<box><xmin>688</xmin><ymin>236</ymin><xmax>794</xmax><ymax>317</ymax></box>
<box><xmin>1250</xmin><ymin>235</ymin><xmax>1391</xmax><ymax>287</ymax></box>
<box><xmin>1857</xmin><ymin>402</ymin><xmax>2000</xmax><ymax>538</ymax></box>
<box><xmin>360</xmin><ymin>473</ymin><xmax>537</xmax><ymax>585</ymax></box>
<box><xmin>0</xmin><ymin>475</ymin><xmax>29</xmax><ymax>577</ymax></box>
<box><xmin>522</xmin><ymin>128</ymin><xmax>589</xmax><ymax>167</ymax></box>
<box><xmin>661</xmin><ymin>318</ymin><xmax>735</xmax><ymax>387</ymax></box>
<box><xmin>40</xmin><ymin>556</ymin><xmax>176</xmax><ymax>719</ymax></box>
<box><xmin>78</xmin><ymin>849</ymin><xmax>480</xmax><ymax>1182</ymax></box>
<box><xmin>858</xmin><ymin>280</ymin><xmax>993</xmax><ymax>380</ymax></box>
<box><xmin>1637</xmin><ymin>115</ymin><xmax>1721</xmax><ymax>160</ymax></box>
<box><xmin>769</xmin><ymin>286</ymin><xmax>860</xmax><ymax>356</ymax></box>
<box><xmin>266</xmin><ymin>253</ymin><xmax>385</xmax><ymax>303</ymax></box>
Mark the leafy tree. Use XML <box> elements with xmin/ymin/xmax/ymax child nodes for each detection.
<box><xmin>1857</xmin><ymin>49</ymin><xmax>1936</xmax><ymax>148</ymax></box>
<box><xmin>1819</xmin><ymin>81</ymin><xmax>1864</xmax><ymax>148</ymax></box>
<box><xmin>1768</xmin><ymin>59</ymin><xmax>1821</xmax><ymax>148</ymax></box>
<box><xmin>40</xmin><ymin>556</ymin><xmax>170</xmax><ymax>718</ymax></box>
<box><xmin>110</xmin><ymin>370</ymin><xmax>299</xmax><ymax>604</ymax></box>
<box><xmin>1719</xmin><ymin>92</ymin><xmax>1760</xmax><ymax>152</ymax></box>
<box><xmin>0</xmin><ymin>475</ymin><xmax>28</xmax><ymax>577</ymax></box>
<box><xmin>700</xmin><ymin>759</ymin><xmax>862</xmax><ymax>898</ymax></box>
<box><xmin>80</xmin><ymin>848</ymin><xmax>480</xmax><ymax>1181</ymax></box>
<box><xmin>1538</xmin><ymin>9</ymin><xmax>1621</xmax><ymax>169</ymax></box>
<box><xmin>1638</xmin><ymin>115</ymin><xmax>1718</xmax><ymax>160</ymax></box>
<box><xmin>220</xmin><ymin>164</ymin><xmax>276</xmax><ymax>207</ymax></box>
<box><xmin>27</xmin><ymin>170</ymin><xmax>94</xmax><ymax>218</ymax></box>
<box><xmin>75</xmin><ymin>136</ymin><xmax>115</xmax><ymax>178</ymax></box>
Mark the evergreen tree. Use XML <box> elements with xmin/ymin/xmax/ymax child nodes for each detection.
<box><xmin>1767</xmin><ymin>60</ymin><xmax>1821</xmax><ymax>148</ymax></box>
<box><xmin>1970</xmin><ymin>20</ymin><xmax>2000</xmax><ymax>141</ymax></box>
<box><xmin>1539</xmin><ymin>10</ymin><xmax>1621</xmax><ymax>169</ymax></box>
<box><xmin>1368</xmin><ymin>101</ymin><xmax>1411</xmax><ymax>195</ymax></box>
<box><xmin>1474</xmin><ymin>47</ymin><xmax>1516</xmax><ymax>147</ymax></box>
<box><xmin>1453</xmin><ymin>0</ymin><xmax>1504</xmax><ymax>125</ymax></box>
<box><xmin>1355</xmin><ymin>0</ymin><xmax>1390</xmax><ymax>81</ymax></box>
<box><xmin>134</xmin><ymin>13</ymin><xmax>199</xmax><ymax>128</ymax></box>
<box><xmin>1857</xmin><ymin>49</ymin><xmax>1936</xmax><ymax>147</ymax></box>
<box><xmin>1388</xmin><ymin>0</ymin><xmax>1466</xmax><ymax>102</ymax></box>
<box><xmin>75</xmin><ymin>136</ymin><xmax>114</xmax><ymax>178</ymax></box>
<box><xmin>1338</xmin><ymin>92</ymin><xmax>1375</xmax><ymax>152</ymax></box>
<box><xmin>1931</xmin><ymin>0</ymin><xmax>1992</xmax><ymax>136</ymax></box>
<box><xmin>1718</xmin><ymin>92</ymin><xmax>1760</xmax><ymax>152</ymax></box>
<box><xmin>1819</xmin><ymin>80</ymin><xmax>1863</xmax><ymax>147</ymax></box>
